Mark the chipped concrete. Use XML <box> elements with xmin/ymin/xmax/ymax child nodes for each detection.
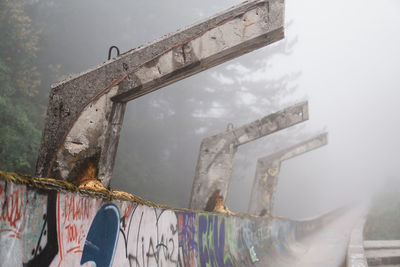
<box><xmin>36</xmin><ymin>0</ymin><xmax>285</xmax><ymax>186</ymax></box>
<box><xmin>112</xmin><ymin>0</ymin><xmax>285</xmax><ymax>101</ymax></box>
<box><xmin>64</xmin><ymin>135</ymin><xmax>89</xmax><ymax>156</ymax></box>
<box><xmin>53</xmin><ymin>86</ymin><xmax>118</xmax><ymax>183</ymax></box>
<box><xmin>189</xmin><ymin>101</ymin><xmax>308</xmax><ymax>211</ymax></box>
<box><xmin>248</xmin><ymin>132</ymin><xmax>328</xmax><ymax>216</ymax></box>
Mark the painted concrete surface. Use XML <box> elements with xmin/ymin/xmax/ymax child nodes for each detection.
<box><xmin>0</xmin><ymin>174</ymin><xmax>361</xmax><ymax>267</ymax></box>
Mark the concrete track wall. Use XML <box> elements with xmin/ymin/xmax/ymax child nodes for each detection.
<box><xmin>0</xmin><ymin>171</ymin><xmax>343</xmax><ymax>267</ymax></box>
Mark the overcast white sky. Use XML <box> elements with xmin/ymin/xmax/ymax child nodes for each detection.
<box><xmin>116</xmin><ymin>0</ymin><xmax>400</xmax><ymax>217</ymax></box>
<box><xmin>264</xmin><ymin>0</ymin><xmax>400</xmax><ymax>218</ymax></box>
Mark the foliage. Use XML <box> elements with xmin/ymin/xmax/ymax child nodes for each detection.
<box><xmin>0</xmin><ymin>0</ymin><xmax>43</xmax><ymax>174</ymax></box>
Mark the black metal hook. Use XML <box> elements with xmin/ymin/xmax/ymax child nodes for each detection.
<box><xmin>108</xmin><ymin>46</ymin><xmax>120</xmax><ymax>60</ymax></box>
<box><xmin>226</xmin><ymin>123</ymin><xmax>234</xmax><ymax>131</ymax></box>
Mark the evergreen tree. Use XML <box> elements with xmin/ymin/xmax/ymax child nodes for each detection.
<box><xmin>0</xmin><ymin>0</ymin><xmax>43</xmax><ymax>174</ymax></box>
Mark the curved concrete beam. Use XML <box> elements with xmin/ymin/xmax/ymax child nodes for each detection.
<box><xmin>248</xmin><ymin>133</ymin><xmax>328</xmax><ymax>216</ymax></box>
<box><xmin>189</xmin><ymin>101</ymin><xmax>308</xmax><ymax>211</ymax></box>
<box><xmin>36</xmin><ymin>0</ymin><xmax>285</xmax><ymax>187</ymax></box>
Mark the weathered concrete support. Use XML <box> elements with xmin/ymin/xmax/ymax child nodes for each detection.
<box><xmin>189</xmin><ymin>101</ymin><xmax>309</xmax><ymax>211</ymax></box>
<box><xmin>36</xmin><ymin>0</ymin><xmax>285</xmax><ymax>187</ymax></box>
<box><xmin>36</xmin><ymin>85</ymin><xmax>126</xmax><ymax>188</ymax></box>
<box><xmin>248</xmin><ymin>132</ymin><xmax>328</xmax><ymax>216</ymax></box>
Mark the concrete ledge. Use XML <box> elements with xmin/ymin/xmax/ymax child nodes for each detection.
<box><xmin>347</xmin><ymin>219</ymin><xmax>368</xmax><ymax>267</ymax></box>
<box><xmin>364</xmin><ymin>240</ymin><xmax>400</xmax><ymax>250</ymax></box>
<box><xmin>366</xmin><ymin>249</ymin><xmax>400</xmax><ymax>266</ymax></box>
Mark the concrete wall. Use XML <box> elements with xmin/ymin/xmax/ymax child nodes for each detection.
<box><xmin>0</xmin><ymin>171</ymin><xmax>341</xmax><ymax>267</ymax></box>
<box><xmin>346</xmin><ymin>219</ymin><xmax>368</xmax><ymax>267</ymax></box>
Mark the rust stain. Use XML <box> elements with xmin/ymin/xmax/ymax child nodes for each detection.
<box><xmin>205</xmin><ymin>189</ymin><xmax>233</xmax><ymax>215</ymax></box>
<box><xmin>205</xmin><ymin>190</ymin><xmax>221</xmax><ymax>212</ymax></box>
<box><xmin>75</xmin><ymin>162</ymin><xmax>106</xmax><ymax>191</ymax></box>
<box><xmin>77</xmin><ymin>162</ymin><xmax>96</xmax><ymax>183</ymax></box>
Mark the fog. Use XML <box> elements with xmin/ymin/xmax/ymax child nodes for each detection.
<box><xmin>34</xmin><ymin>0</ymin><xmax>400</xmax><ymax>219</ymax></box>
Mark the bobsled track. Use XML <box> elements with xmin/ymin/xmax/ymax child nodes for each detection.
<box><xmin>0</xmin><ymin>1</ymin><xmax>374</xmax><ymax>266</ymax></box>
<box><xmin>0</xmin><ymin>171</ymin><xmax>365</xmax><ymax>267</ymax></box>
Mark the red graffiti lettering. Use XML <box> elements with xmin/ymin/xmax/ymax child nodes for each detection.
<box><xmin>65</xmin><ymin>224</ymin><xmax>78</xmax><ymax>243</ymax></box>
<box><xmin>64</xmin><ymin>223</ymin><xmax>85</xmax><ymax>247</ymax></box>
<box><xmin>62</xmin><ymin>195</ymin><xmax>91</xmax><ymax>223</ymax></box>
<box><xmin>0</xmin><ymin>186</ymin><xmax>23</xmax><ymax>229</ymax></box>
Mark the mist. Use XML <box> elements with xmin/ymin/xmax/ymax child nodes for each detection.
<box><xmin>30</xmin><ymin>0</ymin><xmax>400</xmax><ymax>220</ymax></box>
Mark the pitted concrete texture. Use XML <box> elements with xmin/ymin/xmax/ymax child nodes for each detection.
<box><xmin>36</xmin><ymin>0</ymin><xmax>285</xmax><ymax>185</ymax></box>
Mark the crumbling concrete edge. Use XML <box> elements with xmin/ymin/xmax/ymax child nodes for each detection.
<box><xmin>346</xmin><ymin>218</ymin><xmax>368</xmax><ymax>267</ymax></box>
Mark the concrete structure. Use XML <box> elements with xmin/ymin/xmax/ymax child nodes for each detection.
<box><xmin>347</xmin><ymin>215</ymin><xmax>400</xmax><ymax>266</ymax></box>
<box><xmin>347</xmin><ymin>219</ymin><xmax>369</xmax><ymax>267</ymax></box>
<box><xmin>0</xmin><ymin>0</ymin><xmax>373</xmax><ymax>265</ymax></box>
<box><xmin>365</xmin><ymin>242</ymin><xmax>400</xmax><ymax>266</ymax></box>
<box><xmin>189</xmin><ymin>101</ymin><xmax>309</xmax><ymax>211</ymax></box>
<box><xmin>248</xmin><ymin>133</ymin><xmax>328</xmax><ymax>216</ymax></box>
<box><xmin>36</xmin><ymin>0</ymin><xmax>285</xmax><ymax>189</ymax></box>
<box><xmin>0</xmin><ymin>171</ymin><xmax>362</xmax><ymax>267</ymax></box>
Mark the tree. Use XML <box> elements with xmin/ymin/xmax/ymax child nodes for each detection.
<box><xmin>0</xmin><ymin>0</ymin><xmax>43</xmax><ymax>174</ymax></box>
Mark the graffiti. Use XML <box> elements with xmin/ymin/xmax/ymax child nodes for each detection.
<box><xmin>58</xmin><ymin>194</ymin><xmax>93</xmax><ymax>254</ymax></box>
<box><xmin>248</xmin><ymin>246</ymin><xmax>259</xmax><ymax>263</ymax></box>
<box><xmin>50</xmin><ymin>193</ymin><xmax>97</xmax><ymax>266</ymax></box>
<box><xmin>23</xmin><ymin>192</ymin><xmax>45</xmax><ymax>261</ymax></box>
<box><xmin>0</xmin><ymin>178</ymin><xmax>331</xmax><ymax>267</ymax></box>
<box><xmin>198</xmin><ymin>214</ymin><xmax>234</xmax><ymax>267</ymax></box>
<box><xmin>81</xmin><ymin>203</ymin><xmax>120</xmax><ymax>267</ymax></box>
<box><xmin>0</xmin><ymin>185</ymin><xmax>24</xmax><ymax>235</ymax></box>
<box><xmin>239</xmin><ymin>221</ymin><xmax>268</xmax><ymax>264</ymax></box>
<box><xmin>178</xmin><ymin>212</ymin><xmax>198</xmax><ymax>267</ymax></box>
<box><xmin>24</xmin><ymin>191</ymin><xmax>58</xmax><ymax>267</ymax></box>
<box><xmin>114</xmin><ymin>206</ymin><xmax>179</xmax><ymax>267</ymax></box>
<box><xmin>62</xmin><ymin>194</ymin><xmax>91</xmax><ymax>222</ymax></box>
<box><xmin>58</xmin><ymin>194</ymin><xmax>92</xmax><ymax>252</ymax></box>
